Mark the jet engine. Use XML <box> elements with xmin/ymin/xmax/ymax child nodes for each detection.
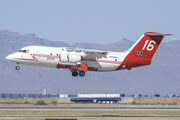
<box><xmin>59</xmin><ymin>54</ymin><xmax>82</xmax><ymax>63</ymax></box>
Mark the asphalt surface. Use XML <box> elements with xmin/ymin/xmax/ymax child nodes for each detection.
<box><xmin>1</xmin><ymin>106</ymin><xmax>180</xmax><ymax>109</ymax></box>
<box><xmin>0</xmin><ymin>116</ymin><xmax>180</xmax><ymax>120</ymax></box>
<box><xmin>1</xmin><ymin>106</ymin><xmax>180</xmax><ymax>120</ymax></box>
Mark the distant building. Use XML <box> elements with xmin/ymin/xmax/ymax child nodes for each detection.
<box><xmin>44</xmin><ymin>87</ymin><xmax>47</xmax><ymax>95</ymax></box>
<box><xmin>71</xmin><ymin>97</ymin><xmax>121</xmax><ymax>103</ymax></box>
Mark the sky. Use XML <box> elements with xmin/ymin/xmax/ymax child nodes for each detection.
<box><xmin>0</xmin><ymin>0</ymin><xmax>180</xmax><ymax>45</ymax></box>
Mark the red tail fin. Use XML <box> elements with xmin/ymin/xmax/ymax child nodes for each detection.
<box><xmin>120</xmin><ymin>32</ymin><xmax>172</xmax><ymax>70</ymax></box>
<box><xmin>127</xmin><ymin>32</ymin><xmax>168</xmax><ymax>59</ymax></box>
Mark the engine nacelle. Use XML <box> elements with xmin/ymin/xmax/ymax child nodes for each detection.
<box><xmin>59</xmin><ymin>54</ymin><xmax>68</xmax><ymax>62</ymax></box>
<box><xmin>68</xmin><ymin>54</ymin><xmax>82</xmax><ymax>63</ymax></box>
<box><xmin>59</xmin><ymin>54</ymin><xmax>82</xmax><ymax>63</ymax></box>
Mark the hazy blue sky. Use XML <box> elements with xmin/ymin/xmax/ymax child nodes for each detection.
<box><xmin>1</xmin><ymin>0</ymin><xmax>179</xmax><ymax>45</ymax></box>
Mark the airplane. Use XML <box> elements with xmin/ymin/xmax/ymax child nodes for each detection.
<box><xmin>5</xmin><ymin>32</ymin><xmax>172</xmax><ymax>77</ymax></box>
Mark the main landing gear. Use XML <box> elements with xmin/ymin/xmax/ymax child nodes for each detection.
<box><xmin>71</xmin><ymin>64</ymin><xmax>87</xmax><ymax>77</ymax></box>
<box><xmin>72</xmin><ymin>70</ymin><xmax>86</xmax><ymax>77</ymax></box>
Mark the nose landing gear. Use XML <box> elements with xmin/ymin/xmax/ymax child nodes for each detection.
<box><xmin>15</xmin><ymin>63</ymin><xmax>20</xmax><ymax>70</ymax></box>
<box><xmin>15</xmin><ymin>66</ymin><xmax>20</xmax><ymax>70</ymax></box>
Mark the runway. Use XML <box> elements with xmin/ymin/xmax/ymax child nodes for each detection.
<box><xmin>1</xmin><ymin>105</ymin><xmax>180</xmax><ymax>120</ymax></box>
<box><xmin>1</xmin><ymin>106</ymin><xmax>180</xmax><ymax>109</ymax></box>
<box><xmin>0</xmin><ymin>116</ymin><xmax>180</xmax><ymax>120</ymax></box>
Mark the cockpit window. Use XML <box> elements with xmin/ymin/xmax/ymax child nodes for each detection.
<box><xmin>18</xmin><ymin>49</ymin><xmax>29</xmax><ymax>53</ymax></box>
<box><xmin>18</xmin><ymin>50</ymin><xmax>23</xmax><ymax>52</ymax></box>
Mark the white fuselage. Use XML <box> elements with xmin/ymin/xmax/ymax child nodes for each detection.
<box><xmin>6</xmin><ymin>46</ymin><xmax>128</xmax><ymax>72</ymax></box>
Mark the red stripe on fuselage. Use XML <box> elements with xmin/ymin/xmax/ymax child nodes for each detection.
<box><xmin>30</xmin><ymin>54</ymin><xmax>38</xmax><ymax>61</ymax></box>
<box><xmin>16</xmin><ymin>58</ymin><xmax>36</xmax><ymax>61</ymax></box>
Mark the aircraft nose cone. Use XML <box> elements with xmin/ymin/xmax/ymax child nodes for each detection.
<box><xmin>5</xmin><ymin>53</ymin><xmax>20</xmax><ymax>63</ymax></box>
<box><xmin>5</xmin><ymin>54</ymin><xmax>14</xmax><ymax>61</ymax></box>
<box><xmin>6</xmin><ymin>55</ymin><xmax>11</xmax><ymax>60</ymax></box>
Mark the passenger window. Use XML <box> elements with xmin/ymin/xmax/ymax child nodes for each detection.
<box><xmin>23</xmin><ymin>50</ymin><xmax>26</xmax><ymax>53</ymax></box>
<box><xmin>50</xmin><ymin>53</ymin><xmax>52</xmax><ymax>55</ymax></box>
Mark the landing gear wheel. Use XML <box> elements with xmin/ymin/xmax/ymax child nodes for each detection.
<box><xmin>72</xmin><ymin>71</ymin><xmax>78</xmax><ymax>77</ymax></box>
<box><xmin>79</xmin><ymin>71</ymin><xmax>85</xmax><ymax>77</ymax></box>
<box><xmin>15</xmin><ymin>66</ymin><xmax>20</xmax><ymax>70</ymax></box>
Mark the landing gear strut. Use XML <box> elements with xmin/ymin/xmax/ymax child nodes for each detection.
<box><xmin>15</xmin><ymin>66</ymin><xmax>20</xmax><ymax>70</ymax></box>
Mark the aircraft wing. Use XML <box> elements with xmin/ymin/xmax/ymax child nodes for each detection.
<box><xmin>66</xmin><ymin>48</ymin><xmax>108</xmax><ymax>59</ymax></box>
<box><xmin>82</xmin><ymin>50</ymin><xmax>108</xmax><ymax>59</ymax></box>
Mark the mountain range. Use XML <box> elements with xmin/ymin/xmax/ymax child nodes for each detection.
<box><xmin>1</xmin><ymin>30</ymin><xmax>180</xmax><ymax>95</ymax></box>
